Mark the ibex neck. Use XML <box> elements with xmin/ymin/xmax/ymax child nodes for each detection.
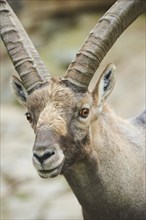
<box><xmin>64</xmin><ymin>152</ymin><xmax>101</xmax><ymax>217</ymax></box>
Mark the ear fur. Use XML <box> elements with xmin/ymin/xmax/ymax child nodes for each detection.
<box><xmin>88</xmin><ymin>63</ymin><xmax>116</xmax><ymax>108</ymax></box>
<box><xmin>11</xmin><ymin>75</ymin><xmax>28</xmax><ymax>106</ymax></box>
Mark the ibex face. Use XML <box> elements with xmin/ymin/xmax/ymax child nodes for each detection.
<box><xmin>12</xmin><ymin>64</ymin><xmax>115</xmax><ymax>178</ymax></box>
<box><xmin>28</xmin><ymin>79</ymin><xmax>92</xmax><ymax>178</ymax></box>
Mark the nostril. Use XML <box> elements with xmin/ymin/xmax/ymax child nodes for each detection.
<box><xmin>33</xmin><ymin>152</ymin><xmax>40</xmax><ymax>161</ymax></box>
<box><xmin>43</xmin><ymin>151</ymin><xmax>55</xmax><ymax>160</ymax></box>
<box><xmin>33</xmin><ymin>150</ymin><xmax>55</xmax><ymax>164</ymax></box>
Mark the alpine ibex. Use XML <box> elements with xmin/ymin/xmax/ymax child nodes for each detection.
<box><xmin>1</xmin><ymin>0</ymin><xmax>145</xmax><ymax>219</ymax></box>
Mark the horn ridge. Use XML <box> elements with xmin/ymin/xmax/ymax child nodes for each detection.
<box><xmin>65</xmin><ymin>0</ymin><xmax>145</xmax><ymax>89</ymax></box>
<box><xmin>0</xmin><ymin>0</ymin><xmax>51</xmax><ymax>93</ymax></box>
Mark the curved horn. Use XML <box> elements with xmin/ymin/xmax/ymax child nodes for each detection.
<box><xmin>0</xmin><ymin>0</ymin><xmax>51</xmax><ymax>94</ymax></box>
<box><xmin>65</xmin><ymin>0</ymin><xmax>145</xmax><ymax>89</ymax></box>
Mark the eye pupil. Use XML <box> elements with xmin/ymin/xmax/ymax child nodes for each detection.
<box><xmin>25</xmin><ymin>112</ymin><xmax>32</xmax><ymax>123</ymax></box>
<box><xmin>79</xmin><ymin>108</ymin><xmax>89</xmax><ymax>118</ymax></box>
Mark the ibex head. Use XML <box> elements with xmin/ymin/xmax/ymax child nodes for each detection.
<box><xmin>11</xmin><ymin>64</ymin><xmax>115</xmax><ymax>178</ymax></box>
<box><xmin>1</xmin><ymin>0</ymin><xmax>144</xmax><ymax>178</ymax></box>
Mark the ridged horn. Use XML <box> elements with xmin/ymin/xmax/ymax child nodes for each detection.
<box><xmin>65</xmin><ymin>0</ymin><xmax>145</xmax><ymax>89</ymax></box>
<box><xmin>0</xmin><ymin>0</ymin><xmax>51</xmax><ymax>94</ymax></box>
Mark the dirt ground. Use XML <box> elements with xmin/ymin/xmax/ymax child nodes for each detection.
<box><xmin>1</xmin><ymin>7</ymin><xmax>145</xmax><ymax>220</ymax></box>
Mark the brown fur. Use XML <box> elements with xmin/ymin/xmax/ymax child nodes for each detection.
<box><xmin>13</xmin><ymin>76</ymin><xmax>145</xmax><ymax>220</ymax></box>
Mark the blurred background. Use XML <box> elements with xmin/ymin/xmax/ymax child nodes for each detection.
<box><xmin>1</xmin><ymin>0</ymin><xmax>145</xmax><ymax>219</ymax></box>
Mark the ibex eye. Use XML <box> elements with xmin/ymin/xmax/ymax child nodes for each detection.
<box><xmin>79</xmin><ymin>108</ymin><xmax>89</xmax><ymax>118</ymax></box>
<box><xmin>25</xmin><ymin>112</ymin><xmax>32</xmax><ymax>123</ymax></box>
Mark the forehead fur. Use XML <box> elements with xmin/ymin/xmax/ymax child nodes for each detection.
<box><xmin>26</xmin><ymin>78</ymin><xmax>79</xmax><ymax>136</ymax></box>
<box><xmin>26</xmin><ymin>78</ymin><xmax>76</xmax><ymax>111</ymax></box>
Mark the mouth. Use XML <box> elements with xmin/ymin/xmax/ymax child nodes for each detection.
<box><xmin>38</xmin><ymin>163</ymin><xmax>63</xmax><ymax>178</ymax></box>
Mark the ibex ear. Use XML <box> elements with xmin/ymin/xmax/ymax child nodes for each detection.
<box><xmin>11</xmin><ymin>75</ymin><xmax>28</xmax><ymax>107</ymax></box>
<box><xmin>88</xmin><ymin>63</ymin><xmax>116</xmax><ymax>108</ymax></box>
